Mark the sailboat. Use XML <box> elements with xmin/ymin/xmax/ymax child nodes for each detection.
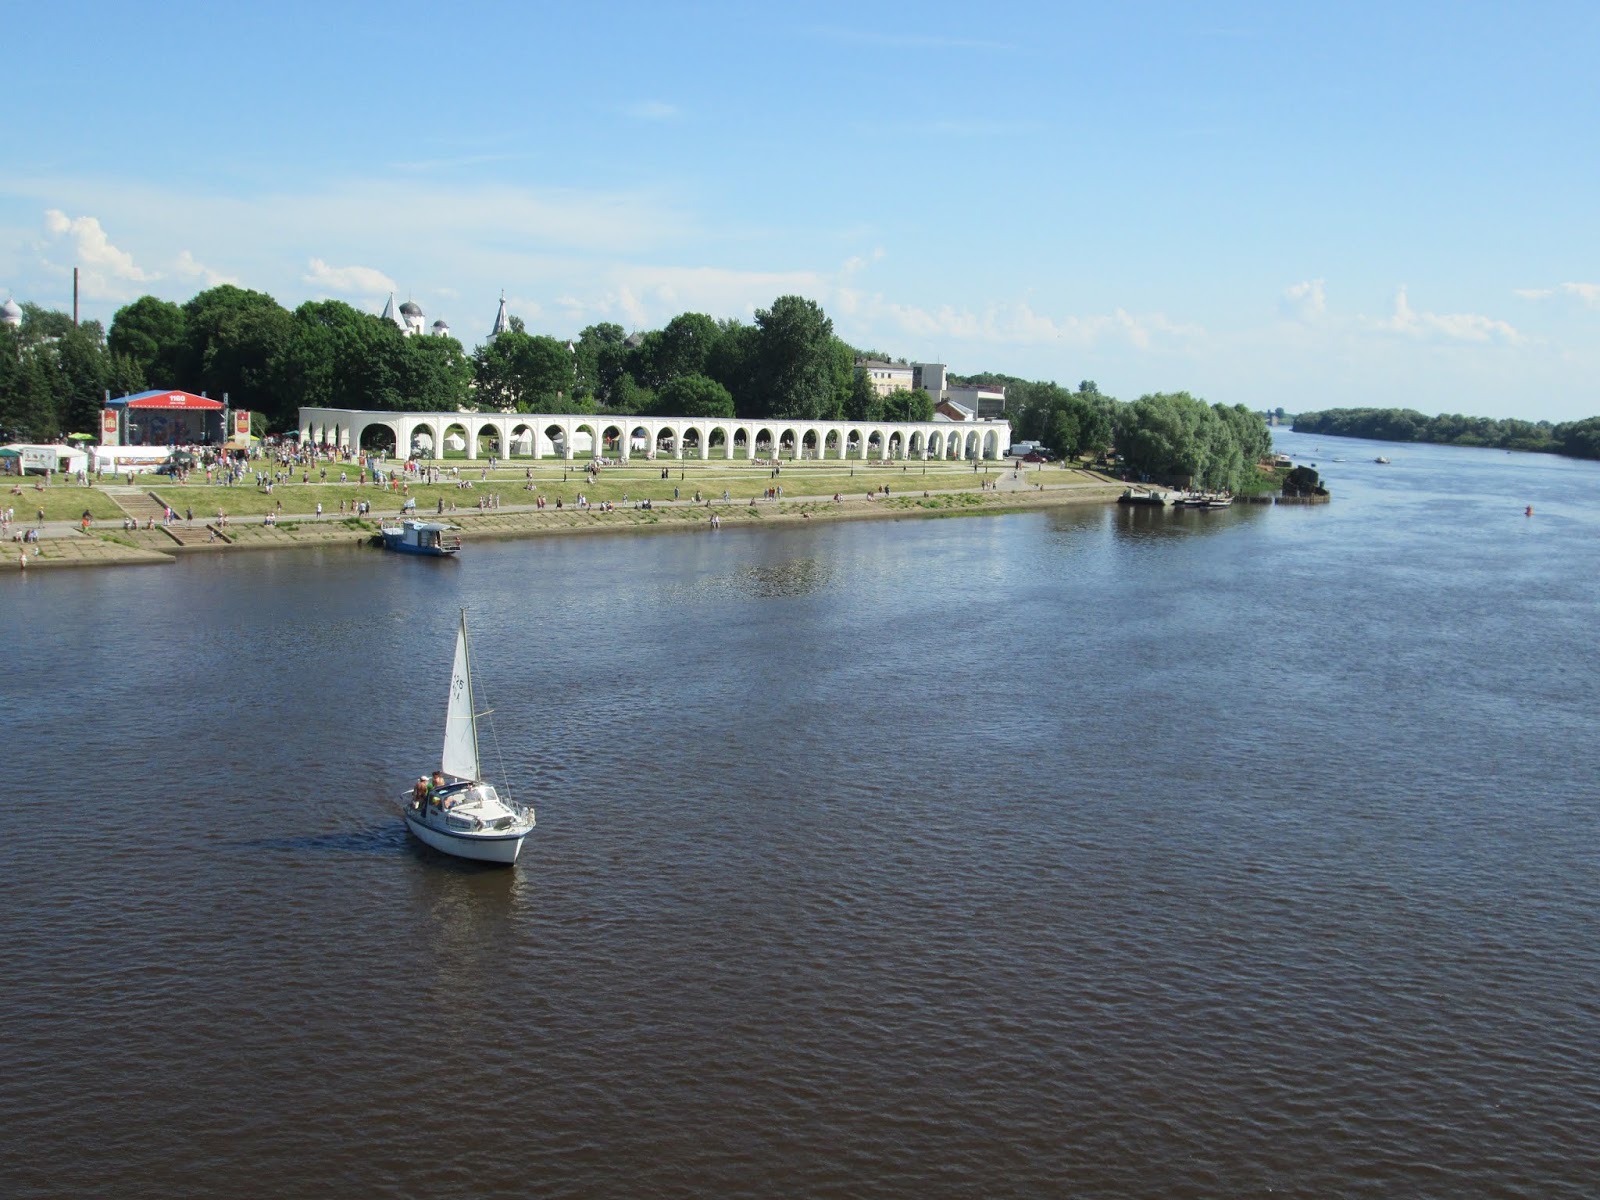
<box><xmin>402</xmin><ymin>611</ymin><xmax>535</xmax><ymax>864</ymax></box>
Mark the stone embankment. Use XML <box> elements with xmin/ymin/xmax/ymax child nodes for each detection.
<box><xmin>8</xmin><ymin>472</ymin><xmax>1126</xmax><ymax>570</ymax></box>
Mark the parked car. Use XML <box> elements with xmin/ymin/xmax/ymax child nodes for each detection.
<box><xmin>1022</xmin><ymin>450</ymin><xmax>1056</xmax><ymax>463</ymax></box>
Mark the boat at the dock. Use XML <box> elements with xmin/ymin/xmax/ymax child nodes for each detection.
<box><xmin>1118</xmin><ymin>487</ymin><xmax>1175</xmax><ymax>506</ymax></box>
<box><xmin>379</xmin><ymin>518</ymin><xmax>461</xmax><ymax>556</ymax></box>
<box><xmin>402</xmin><ymin>611</ymin><xmax>535</xmax><ymax>865</ymax></box>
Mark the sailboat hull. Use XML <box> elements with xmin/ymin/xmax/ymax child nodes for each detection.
<box><xmin>403</xmin><ymin>809</ymin><xmax>529</xmax><ymax>864</ymax></box>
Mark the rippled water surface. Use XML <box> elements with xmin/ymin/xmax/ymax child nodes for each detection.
<box><xmin>4</xmin><ymin>432</ymin><xmax>1599</xmax><ymax>1198</ymax></box>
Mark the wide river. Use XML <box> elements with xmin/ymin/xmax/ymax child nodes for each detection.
<box><xmin>4</xmin><ymin>431</ymin><xmax>1598</xmax><ymax>1198</ymax></box>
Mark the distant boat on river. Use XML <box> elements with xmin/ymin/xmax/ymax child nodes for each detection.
<box><xmin>379</xmin><ymin>518</ymin><xmax>461</xmax><ymax>556</ymax></box>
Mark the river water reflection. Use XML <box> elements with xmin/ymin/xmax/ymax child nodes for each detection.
<box><xmin>3</xmin><ymin>430</ymin><xmax>1599</xmax><ymax>1198</ymax></box>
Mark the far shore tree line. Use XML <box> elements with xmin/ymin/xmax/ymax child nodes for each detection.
<box><xmin>1293</xmin><ymin>407</ymin><xmax>1600</xmax><ymax>461</ymax></box>
<box><xmin>4</xmin><ymin>284</ymin><xmax>1282</xmax><ymax>490</ymax></box>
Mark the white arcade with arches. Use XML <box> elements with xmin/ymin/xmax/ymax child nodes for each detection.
<box><xmin>297</xmin><ymin>408</ymin><xmax>1012</xmax><ymax>464</ymax></box>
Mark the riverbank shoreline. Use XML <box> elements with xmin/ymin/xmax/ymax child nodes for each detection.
<box><xmin>9</xmin><ymin>476</ymin><xmax>1126</xmax><ymax>570</ymax></box>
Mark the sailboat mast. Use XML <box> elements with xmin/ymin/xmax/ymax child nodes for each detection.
<box><xmin>460</xmin><ymin>608</ymin><xmax>482</xmax><ymax>780</ymax></box>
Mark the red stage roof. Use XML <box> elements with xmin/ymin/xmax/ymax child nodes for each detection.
<box><xmin>120</xmin><ymin>390</ymin><xmax>225</xmax><ymax>411</ymax></box>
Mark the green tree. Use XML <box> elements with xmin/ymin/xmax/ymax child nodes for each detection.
<box><xmin>1116</xmin><ymin>392</ymin><xmax>1270</xmax><ymax>490</ymax></box>
<box><xmin>752</xmin><ymin>295</ymin><xmax>836</xmax><ymax>419</ymax></box>
<box><xmin>109</xmin><ymin>295</ymin><xmax>187</xmax><ymax>385</ymax></box>
<box><xmin>19</xmin><ymin>303</ymin><xmax>73</xmax><ymax>340</ymax></box>
<box><xmin>655</xmin><ymin>373</ymin><xmax>735</xmax><ymax>418</ymax></box>
<box><xmin>180</xmin><ymin>285</ymin><xmax>294</xmax><ymax>424</ymax></box>
<box><xmin>1050</xmin><ymin>407</ymin><xmax>1081</xmax><ymax>459</ymax></box>
<box><xmin>473</xmin><ymin>332</ymin><xmax>577</xmax><ymax>411</ymax></box>
<box><xmin>883</xmin><ymin>387</ymin><xmax>935</xmax><ymax>423</ymax></box>
<box><xmin>52</xmin><ymin>320</ymin><xmax>113</xmax><ymax>435</ymax></box>
<box><xmin>0</xmin><ymin>324</ymin><xmax>59</xmax><ymax>439</ymax></box>
<box><xmin>397</xmin><ymin>333</ymin><xmax>473</xmax><ymax>412</ymax></box>
<box><xmin>653</xmin><ymin>313</ymin><xmax>721</xmax><ymax>386</ymax></box>
<box><xmin>626</xmin><ymin>330</ymin><xmax>666</xmax><ymax>390</ymax></box>
<box><xmin>706</xmin><ymin>318</ymin><xmax>759</xmax><ymax>414</ymax></box>
<box><xmin>574</xmin><ymin>322</ymin><xmax>627</xmax><ymax>403</ymax></box>
<box><xmin>842</xmin><ymin>371</ymin><xmax>881</xmax><ymax>422</ymax></box>
<box><xmin>1065</xmin><ymin>384</ymin><xmax>1116</xmax><ymax>457</ymax></box>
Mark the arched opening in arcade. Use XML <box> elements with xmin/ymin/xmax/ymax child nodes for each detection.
<box><xmin>360</xmin><ymin>423</ymin><xmax>397</xmax><ymax>456</ymax></box>
<box><xmin>508</xmin><ymin>423</ymin><xmax>535</xmax><ymax>458</ymax></box>
<box><xmin>983</xmin><ymin>430</ymin><xmax>1000</xmax><ymax>459</ymax></box>
<box><xmin>733</xmin><ymin>429</ymin><xmax>749</xmax><ymax>457</ymax></box>
<box><xmin>963</xmin><ymin>431</ymin><xmax>980</xmax><ymax>460</ymax></box>
<box><xmin>846</xmin><ymin>431</ymin><xmax>863</xmax><ymax>459</ymax></box>
<box><xmin>888</xmin><ymin>431</ymin><xmax>904</xmax><ymax>459</ymax></box>
<box><xmin>681</xmin><ymin>428</ymin><xmax>702</xmax><ymax>455</ymax></box>
<box><xmin>801</xmin><ymin>430</ymin><xmax>819</xmax><ymax>460</ymax></box>
<box><xmin>655</xmin><ymin>427</ymin><xmax>678</xmax><ymax>457</ymax></box>
<box><xmin>410</xmin><ymin>427</ymin><xmax>436</xmax><ymax>458</ymax></box>
<box><xmin>754</xmin><ymin>428</ymin><xmax>774</xmax><ymax>457</ymax></box>
<box><xmin>778</xmin><ymin>428</ymin><xmax>798</xmax><ymax>458</ymax></box>
<box><xmin>708</xmin><ymin>427</ymin><xmax>728</xmax><ymax>454</ymax></box>
<box><xmin>601</xmin><ymin>424</ymin><xmax>625</xmax><ymax>455</ymax></box>
<box><xmin>573</xmin><ymin>424</ymin><xmax>598</xmax><ymax>459</ymax></box>
<box><xmin>476</xmin><ymin>424</ymin><xmax>502</xmax><ymax>459</ymax></box>
<box><xmin>441</xmin><ymin>422</ymin><xmax>470</xmax><ymax>458</ymax></box>
<box><xmin>825</xmin><ymin>430</ymin><xmax>841</xmax><ymax>459</ymax></box>
<box><xmin>909</xmin><ymin>431</ymin><xmax>924</xmax><ymax>457</ymax></box>
<box><xmin>867</xmin><ymin>432</ymin><xmax>884</xmax><ymax>459</ymax></box>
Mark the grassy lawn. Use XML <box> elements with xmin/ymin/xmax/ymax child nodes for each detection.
<box><xmin>6</xmin><ymin>484</ymin><xmax>128</xmax><ymax>521</ymax></box>
<box><xmin>130</xmin><ymin>458</ymin><xmax>1009</xmax><ymax>517</ymax></box>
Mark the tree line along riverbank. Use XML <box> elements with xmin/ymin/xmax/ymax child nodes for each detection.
<box><xmin>1292</xmin><ymin>407</ymin><xmax>1600</xmax><ymax>459</ymax></box>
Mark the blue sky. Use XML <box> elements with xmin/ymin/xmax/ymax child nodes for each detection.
<box><xmin>4</xmin><ymin>1</ymin><xmax>1597</xmax><ymax>420</ymax></box>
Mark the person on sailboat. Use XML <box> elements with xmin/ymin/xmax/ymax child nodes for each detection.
<box><xmin>429</xmin><ymin>770</ymin><xmax>447</xmax><ymax>809</ymax></box>
<box><xmin>412</xmin><ymin>777</ymin><xmax>429</xmax><ymax>810</ymax></box>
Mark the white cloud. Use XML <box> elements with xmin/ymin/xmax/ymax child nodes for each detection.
<box><xmin>1367</xmin><ymin>286</ymin><xmax>1521</xmax><ymax>344</ymax></box>
<box><xmin>39</xmin><ymin>209</ymin><xmax>154</xmax><ymax>300</ymax></box>
<box><xmin>303</xmin><ymin>258</ymin><xmax>397</xmax><ymax>295</ymax></box>
<box><xmin>841</xmin><ymin>247</ymin><xmax>885</xmax><ymax>276</ymax></box>
<box><xmin>866</xmin><ymin>296</ymin><xmax>1202</xmax><ymax>351</ymax></box>
<box><xmin>555</xmin><ymin>264</ymin><xmax>830</xmax><ymax>329</ymax></box>
<box><xmin>621</xmin><ymin>100</ymin><xmax>679</xmax><ymax>121</ymax></box>
<box><xmin>1512</xmin><ymin>282</ymin><xmax>1597</xmax><ymax>307</ymax></box>
<box><xmin>1280</xmin><ymin>278</ymin><xmax>1327</xmax><ymax>321</ymax></box>
<box><xmin>173</xmin><ymin>249</ymin><xmax>237</xmax><ymax>288</ymax></box>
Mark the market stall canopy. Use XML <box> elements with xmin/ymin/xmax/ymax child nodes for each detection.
<box><xmin>108</xmin><ymin>390</ymin><xmax>225</xmax><ymax>411</ymax></box>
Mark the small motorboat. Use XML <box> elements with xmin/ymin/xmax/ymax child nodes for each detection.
<box><xmin>1374</xmin><ymin>456</ymin><xmax>1391</xmax><ymax>464</ymax></box>
<box><xmin>379</xmin><ymin>518</ymin><xmax>461</xmax><ymax>556</ymax></box>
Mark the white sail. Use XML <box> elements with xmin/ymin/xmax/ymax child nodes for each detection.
<box><xmin>441</xmin><ymin>612</ymin><xmax>481</xmax><ymax>780</ymax></box>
